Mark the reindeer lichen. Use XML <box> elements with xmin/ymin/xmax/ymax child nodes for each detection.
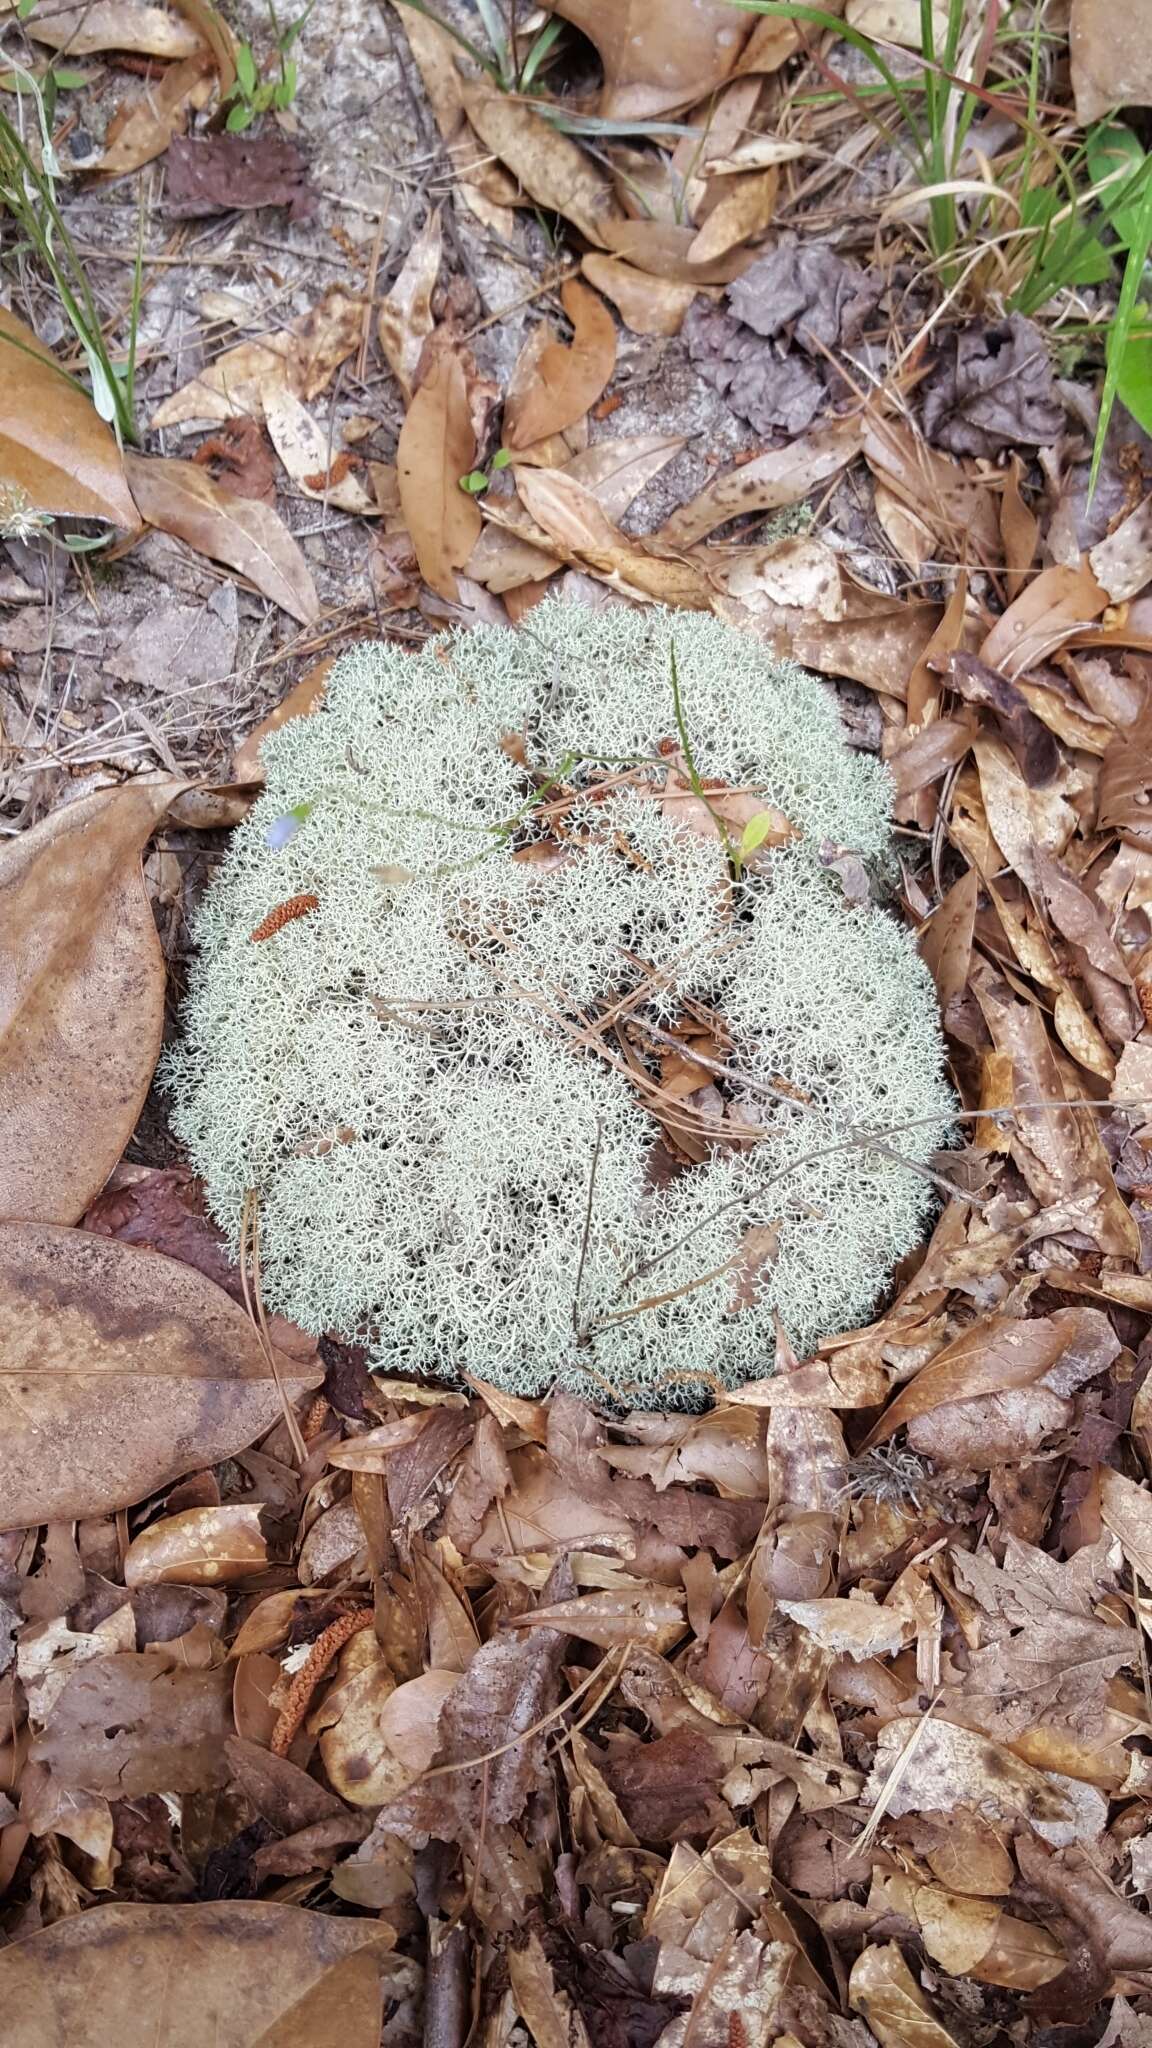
<box><xmin>166</xmin><ymin>601</ymin><xmax>953</xmax><ymax>1407</ymax></box>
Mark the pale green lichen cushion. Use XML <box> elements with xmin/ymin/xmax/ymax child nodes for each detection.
<box><xmin>166</xmin><ymin>602</ymin><xmax>953</xmax><ymax>1408</ymax></box>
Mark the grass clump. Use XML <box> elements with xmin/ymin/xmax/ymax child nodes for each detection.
<box><xmin>166</xmin><ymin>601</ymin><xmax>954</xmax><ymax>1408</ymax></box>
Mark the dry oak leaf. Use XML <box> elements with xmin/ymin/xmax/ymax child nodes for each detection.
<box><xmin>863</xmin><ymin>1306</ymin><xmax>1118</xmax><ymax>1450</ymax></box>
<box><xmin>397</xmin><ymin>345</ymin><xmax>481</xmax><ymax>602</ymax></box>
<box><xmin>547</xmin><ymin>0</ymin><xmax>754</xmax><ymax>120</ymax></box>
<box><xmin>0</xmin><ymin>780</ymin><xmax>179</xmax><ymax>1226</ymax></box>
<box><xmin>0</xmin><ymin>307</ymin><xmax>139</xmax><ymax>527</ymax></box>
<box><xmin>0</xmin><ymin>1222</ymin><xmax>322</xmax><ymax>1528</ymax></box>
<box><xmin>125</xmin><ymin>453</ymin><xmax>319</xmax><ymax>623</ymax></box>
<box><xmin>947</xmin><ymin>1535</ymin><xmax>1135</xmax><ymax>1738</ymax></box>
<box><xmin>0</xmin><ymin>1899</ymin><xmax>411</xmax><ymax>2048</ymax></box>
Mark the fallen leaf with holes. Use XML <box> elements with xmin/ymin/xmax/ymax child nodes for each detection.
<box><xmin>0</xmin><ymin>1900</ymin><xmax>412</xmax><ymax>2048</ymax></box>
<box><xmin>96</xmin><ymin>50</ymin><xmax>214</xmax><ymax>176</ymax></box>
<box><xmin>166</xmin><ymin>131</ymin><xmax>315</xmax><ymax>220</ymax></box>
<box><xmin>0</xmin><ymin>307</ymin><xmax>139</xmax><ymax>528</ymax></box>
<box><xmin>125</xmin><ymin>454</ymin><xmax>319</xmax><ymax>623</ymax></box>
<box><xmin>29</xmin><ymin>1651</ymin><xmax>234</xmax><ymax>1797</ymax></box>
<box><xmin>6</xmin><ymin>0</ymin><xmax>201</xmax><ymax>56</ymax></box>
<box><xmin>263</xmin><ymin>388</ymin><xmax>377</xmax><ymax>513</ymax></box>
<box><xmin>0</xmin><ymin>1222</ymin><xmax>321</xmax><ymax>1527</ymax></box>
<box><xmin>0</xmin><ymin>781</ymin><xmax>183</xmax><ymax>1225</ymax></box>
<box><xmin>505</xmin><ymin>282</ymin><xmax>617</xmax><ymax>449</ymax></box>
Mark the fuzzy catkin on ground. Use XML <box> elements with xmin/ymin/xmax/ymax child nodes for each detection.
<box><xmin>166</xmin><ymin>602</ymin><xmax>954</xmax><ymax>1408</ymax></box>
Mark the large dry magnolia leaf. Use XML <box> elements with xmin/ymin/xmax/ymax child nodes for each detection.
<box><xmin>125</xmin><ymin>454</ymin><xmax>318</xmax><ymax>623</ymax></box>
<box><xmin>548</xmin><ymin>0</ymin><xmax>753</xmax><ymax>119</ymax></box>
<box><xmin>0</xmin><ymin>308</ymin><xmax>139</xmax><ymax>528</ymax></box>
<box><xmin>0</xmin><ymin>1900</ymin><xmax>408</xmax><ymax>2048</ymax></box>
<box><xmin>0</xmin><ymin>781</ymin><xmax>179</xmax><ymax>1225</ymax></box>
<box><xmin>0</xmin><ymin>1223</ymin><xmax>323</xmax><ymax>1527</ymax></box>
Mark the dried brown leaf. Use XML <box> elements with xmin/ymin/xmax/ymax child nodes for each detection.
<box><xmin>458</xmin><ymin>72</ymin><xmax>623</xmax><ymax>245</ymax></box>
<box><xmin>981</xmin><ymin>558</ymin><xmax>1109</xmax><ymax>676</ymax></box>
<box><xmin>31</xmin><ymin>1651</ymin><xmax>233</xmax><ymax>1796</ymax></box>
<box><xmin>866</xmin><ymin>1716</ymin><xmax>1075</xmax><ymax>1828</ymax></box>
<box><xmin>396</xmin><ymin>345</ymin><xmax>481</xmax><ymax>602</ymax></box>
<box><xmin>96</xmin><ymin>51</ymin><xmax>213</xmax><ymax>175</ymax></box>
<box><xmin>9</xmin><ymin>0</ymin><xmax>201</xmax><ymax>56</ymax></box>
<box><xmin>660</xmin><ymin>417</ymin><xmax>862</xmax><ymax>547</ymax></box>
<box><xmin>1070</xmin><ymin>0</ymin><xmax>1152</xmax><ymax>123</ymax></box>
<box><xmin>0</xmin><ymin>782</ymin><xmax>179</xmax><ymax>1224</ymax></box>
<box><xmin>0</xmin><ymin>1900</ymin><xmax>409</xmax><ymax>2048</ymax></box>
<box><xmin>377</xmin><ymin>206</ymin><xmax>441</xmax><ymax>404</ymax></box>
<box><xmin>508</xmin><ymin>1932</ymin><xmax>593</xmax><ymax>2048</ymax></box>
<box><xmin>505</xmin><ymin>281</ymin><xmax>617</xmax><ymax>449</ymax></box>
<box><xmin>513</xmin><ymin>464</ymin><xmax>712</xmax><ymax>606</ymax></box>
<box><xmin>580</xmin><ymin>253</ymin><xmax>695</xmax><ymax>336</ymax></box>
<box><xmin>125</xmin><ymin>454</ymin><xmax>319</xmax><ymax>622</ymax></box>
<box><xmin>863</xmin><ymin>1306</ymin><xmax>1117</xmax><ymax>1450</ymax></box>
<box><xmin>0</xmin><ymin>1222</ymin><xmax>321</xmax><ymax>1527</ymax></box>
<box><xmin>262</xmin><ymin>387</ymin><xmax>376</xmax><ymax>513</ymax></box>
<box><xmin>546</xmin><ymin>0</ymin><xmax>752</xmax><ymax>119</ymax></box>
<box><xmin>0</xmin><ymin>308</ymin><xmax>139</xmax><ymax>527</ymax></box>
<box><xmin>123</xmin><ymin>1505</ymin><xmax>269</xmax><ymax>1587</ymax></box>
<box><xmin>232</xmin><ymin>658</ymin><xmax>331</xmax><ymax>783</ymax></box>
<box><xmin>150</xmin><ymin>288</ymin><xmax>363</xmax><ymax>427</ymax></box>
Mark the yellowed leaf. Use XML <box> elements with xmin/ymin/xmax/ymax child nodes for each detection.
<box><xmin>262</xmin><ymin>387</ymin><xmax>377</xmax><ymax>512</ymax></box>
<box><xmin>688</xmin><ymin>166</ymin><xmax>779</xmax><ymax>262</ymax></box>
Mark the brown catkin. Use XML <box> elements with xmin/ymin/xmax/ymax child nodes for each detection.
<box><xmin>250</xmin><ymin>892</ymin><xmax>320</xmax><ymax>943</ymax></box>
<box><xmin>269</xmin><ymin>1607</ymin><xmax>375</xmax><ymax>1756</ymax></box>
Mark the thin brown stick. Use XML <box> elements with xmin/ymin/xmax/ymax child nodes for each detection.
<box><xmin>239</xmin><ymin>1190</ymin><xmax>309</xmax><ymax>1466</ymax></box>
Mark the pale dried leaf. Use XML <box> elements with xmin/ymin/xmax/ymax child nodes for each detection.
<box><xmin>125</xmin><ymin>454</ymin><xmax>319</xmax><ymax>623</ymax></box>
<box><xmin>0</xmin><ymin>308</ymin><xmax>139</xmax><ymax>527</ymax></box>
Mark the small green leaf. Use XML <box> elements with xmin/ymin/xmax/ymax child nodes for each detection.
<box><xmin>459</xmin><ymin>470</ymin><xmax>489</xmax><ymax>494</ymax></box>
<box><xmin>1116</xmin><ymin>320</ymin><xmax>1152</xmax><ymax>437</ymax></box>
<box><xmin>738</xmin><ymin>811</ymin><xmax>782</xmax><ymax>863</ymax></box>
<box><xmin>234</xmin><ymin>41</ymin><xmax>258</xmax><ymax>95</ymax></box>
<box><xmin>1087</xmin><ymin>119</ymin><xmax>1148</xmax><ymax>245</ymax></box>
<box><xmin>16</xmin><ymin>0</ymin><xmax>38</xmax><ymax>21</ymax></box>
<box><xmin>226</xmin><ymin>100</ymin><xmax>254</xmax><ymax>132</ymax></box>
<box><xmin>491</xmin><ymin>448</ymin><xmax>512</xmax><ymax>470</ymax></box>
<box><xmin>50</xmin><ymin>66</ymin><xmax>90</xmax><ymax>88</ymax></box>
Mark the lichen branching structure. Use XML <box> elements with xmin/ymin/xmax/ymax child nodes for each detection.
<box><xmin>166</xmin><ymin>602</ymin><xmax>954</xmax><ymax>1408</ymax></box>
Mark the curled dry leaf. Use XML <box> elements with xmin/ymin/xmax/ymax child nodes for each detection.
<box><xmin>0</xmin><ymin>781</ymin><xmax>180</xmax><ymax>1225</ymax></box>
<box><xmin>151</xmin><ymin>288</ymin><xmax>364</xmax><ymax>428</ymax></box>
<box><xmin>0</xmin><ymin>308</ymin><xmax>139</xmax><ymax>527</ymax></box>
<box><xmin>863</xmin><ymin>1307</ymin><xmax>1117</xmax><ymax>1450</ymax></box>
<box><xmin>0</xmin><ymin>1900</ymin><xmax>411</xmax><ymax>2048</ymax></box>
<box><xmin>125</xmin><ymin>454</ymin><xmax>319</xmax><ymax>624</ymax></box>
<box><xmin>123</xmin><ymin>1506</ymin><xmax>269</xmax><ymax>1588</ymax></box>
<box><xmin>0</xmin><ymin>1223</ymin><xmax>322</xmax><ymax>1528</ymax></box>
<box><xmin>660</xmin><ymin>417</ymin><xmax>863</xmax><ymax>547</ymax></box>
<box><xmin>396</xmin><ymin>346</ymin><xmax>481</xmax><ymax>602</ymax></box>
<box><xmin>505</xmin><ymin>281</ymin><xmax>617</xmax><ymax>450</ymax></box>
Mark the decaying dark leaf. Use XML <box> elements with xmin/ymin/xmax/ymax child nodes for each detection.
<box><xmin>921</xmin><ymin>316</ymin><xmax>1064</xmax><ymax>457</ymax></box>
<box><xmin>166</xmin><ymin>132</ymin><xmax>315</xmax><ymax>220</ymax></box>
